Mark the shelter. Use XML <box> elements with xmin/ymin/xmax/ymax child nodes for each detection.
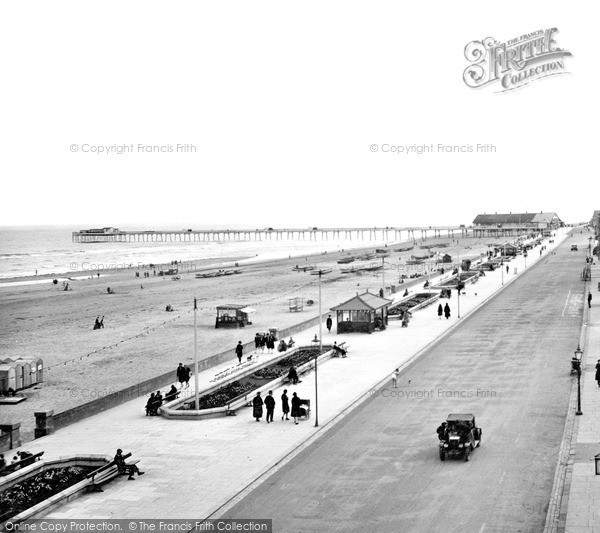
<box><xmin>215</xmin><ymin>304</ymin><xmax>255</xmax><ymax>329</ymax></box>
<box><xmin>330</xmin><ymin>291</ymin><xmax>393</xmax><ymax>334</ymax></box>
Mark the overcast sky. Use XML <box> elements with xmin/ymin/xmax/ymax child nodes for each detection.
<box><xmin>0</xmin><ymin>1</ymin><xmax>596</xmax><ymax>229</ymax></box>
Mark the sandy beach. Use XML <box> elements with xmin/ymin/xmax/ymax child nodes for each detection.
<box><xmin>0</xmin><ymin>236</ymin><xmax>503</xmax><ymax>441</ymax></box>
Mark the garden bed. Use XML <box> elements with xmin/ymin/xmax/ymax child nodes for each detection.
<box><xmin>177</xmin><ymin>347</ymin><xmax>322</xmax><ymax>410</ymax></box>
<box><xmin>0</xmin><ymin>466</ymin><xmax>93</xmax><ymax>522</ymax></box>
<box><xmin>432</xmin><ymin>272</ymin><xmax>480</xmax><ymax>288</ymax></box>
<box><xmin>388</xmin><ymin>292</ymin><xmax>440</xmax><ymax>316</ymax></box>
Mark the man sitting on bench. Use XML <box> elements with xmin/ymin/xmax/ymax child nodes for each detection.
<box><xmin>332</xmin><ymin>342</ymin><xmax>347</xmax><ymax>358</ymax></box>
<box><xmin>114</xmin><ymin>449</ymin><xmax>144</xmax><ymax>480</ymax></box>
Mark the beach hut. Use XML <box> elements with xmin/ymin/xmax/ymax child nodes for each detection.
<box><xmin>215</xmin><ymin>304</ymin><xmax>255</xmax><ymax>329</ymax></box>
<box><xmin>14</xmin><ymin>363</ymin><xmax>24</xmax><ymax>390</ymax></box>
<box><xmin>0</xmin><ymin>365</ymin><xmax>16</xmax><ymax>392</ymax></box>
<box><xmin>442</xmin><ymin>254</ymin><xmax>452</xmax><ymax>263</ymax></box>
<box><xmin>16</xmin><ymin>356</ymin><xmax>42</xmax><ymax>385</ymax></box>
<box><xmin>21</xmin><ymin>362</ymin><xmax>32</xmax><ymax>388</ymax></box>
<box><xmin>330</xmin><ymin>291</ymin><xmax>393</xmax><ymax>334</ymax></box>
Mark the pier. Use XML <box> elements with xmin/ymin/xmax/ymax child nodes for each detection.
<box><xmin>72</xmin><ymin>226</ymin><xmax>472</xmax><ymax>243</ymax></box>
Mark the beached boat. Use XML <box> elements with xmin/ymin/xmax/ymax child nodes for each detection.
<box><xmin>356</xmin><ymin>253</ymin><xmax>375</xmax><ymax>260</ymax></box>
<box><xmin>196</xmin><ymin>269</ymin><xmax>243</xmax><ymax>279</ymax></box>
<box><xmin>375</xmin><ymin>249</ymin><xmax>388</xmax><ymax>254</ymax></box>
<box><xmin>411</xmin><ymin>253</ymin><xmax>430</xmax><ymax>260</ymax></box>
<box><xmin>292</xmin><ymin>265</ymin><xmax>315</xmax><ymax>272</ymax></box>
<box><xmin>419</xmin><ymin>244</ymin><xmax>437</xmax><ymax>250</ymax></box>
<box><xmin>395</xmin><ymin>245</ymin><xmax>414</xmax><ymax>252</ymax></box>
<box><xmin>340</xmin><ymin>266</ymin><xmax>358</xmax><ymax>273</ymax></box>
<box><xmin>405</xmin><ymin>259</ymin><xmax>424</xmax><ymax>265</ymax></box>
<box><xmin>360</xmin><ymin>264</ymin><xmax>383</xmax><ymax>272</ymax></box>
<box><xmin>337</xmin><ymin>257</ymin><xmax>355</xmax><ymax>264</ymax></box>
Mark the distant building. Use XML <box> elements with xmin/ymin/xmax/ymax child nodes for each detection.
<box><xmin>472</xmin><ymin>212</ymin><xmax>563</xmax><ymax>237</ymax></box>
<box><xmin>590</xmin><ymin>210</ymin><xmax>600</xmax><ymax>234</ymax></box>
<box><xmin>79</xmin><ymin>227</ymin><xmax>120</xmax><ymax>234</ymax></box>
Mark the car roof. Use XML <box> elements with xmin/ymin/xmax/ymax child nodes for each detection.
<box><xmin>447</xmin><ymin>413</ymin><xmax>475</xmax><ymax>422</ymax></box>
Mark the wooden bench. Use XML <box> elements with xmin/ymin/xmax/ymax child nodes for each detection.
<box><xmin>0</xmin><ymin>451</ymin><xmax>44</xmax><ymax>476</ymax></box>
<box><xmin>86</xmin><ymin>453</ymin><xmax>141</xmax><ymax>492</ymax></box>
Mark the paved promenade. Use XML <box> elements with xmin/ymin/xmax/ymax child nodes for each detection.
<box><xmin>10</xmin><ymin>231</ymin><xmax>568</xmax><ymax>521</ymax></box>
<box><xmin>563</xmin><ymin>251</ymin><xmax>600</xmax><ymax>532</ymax></box>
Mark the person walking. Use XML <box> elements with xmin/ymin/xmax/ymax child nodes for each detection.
<box><xmin>235</xmin><ymin>341</ymin><xmax>244</xmax><ymax>364</ymax></box>
<box><xmin>588</xmin><ymin>292</ymin><xmax>592</xmax><ymax>308</ymax></box>
<box><xmin>444</xmin><ymin>303</ymin><xmax>451</xmax><ymax>319</ymax></box>
<box><xmin>184</xmin><ymin>366</ymin><xmax>191</xmax><ymax>388</ymax></box>
<box><xmin>264</xmin><ymin>391</ymin><xmax>276</xmax><ymax>423</ymax></box>
<box><xmin>254</xmin><ymin>333</ymin><xmax>261</xmax><ymax>353</ymax></box>
<box><xmin>281</xmin><ymin>389</ymin><xmax>290</xmax><ymax>420</ymax></box>
<box><xmin>259</xmin><ymin>334</ymin><xmax>266</xmax><ymax>353</ymax></box>
<box><xmin>326</xmin><ymin>314</ymin><xmax>333</xmax><ymax>333</ymax></box>
<box><xmin>437</xmin><ymin>303</ymin><xmax>443</xmax><ymax>319</ymax></box>
<box><xmin>291</xmin><ymin>392</ymin><xmax>302</xmax><ymax>425</ymax></box>
<box><xmin>595</xmin><ymin>360</ymin><xmax>600</xmax><ymax>387</ymax></box>
<box><xmin>392</xmin><ymin>368</ymin><xmax>400</xmax><ymax>388</ymax></box>
<box><xmin>253</xmin><ymin>392</ymin><xmax>264</xmax><ymax>422</ymax></box>
<box><xmin>176</xmin><ymin>363</ymin><xmax>186</xmax><ymax>389</ymax></box>
<box><xmin>506</xmin><ymin>264</ymin><xmax>509</xmax><ymax>275</ymax></box>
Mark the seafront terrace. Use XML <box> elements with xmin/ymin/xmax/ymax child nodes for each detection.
<box><xmin>9</xmin><ymin>230</ymin><xmax>567</xmax><ymax>520</ymax></box>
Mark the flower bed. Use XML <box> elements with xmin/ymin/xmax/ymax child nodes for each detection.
<box><xmin>0</xmin><ymin>466</ymin><xmax>93</xmax><ymax>522</ymax></box>
<box><xmin>178</xmin><ymin>347</ymin><xmax>322</xmax><ymax>410</ymax></box>
<box><xmin>388</xmin><ymin>293</ymin><xmax>438</xmax><ymax>315</ymax></box>
<box><xmin>433</xmin><ymin>272</ymin><xmax>480</xmax><ymax>288</ymax></box>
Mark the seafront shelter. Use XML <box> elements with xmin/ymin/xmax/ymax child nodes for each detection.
<box><xmin>331</xmin><ymin>291</ymin><xmax>393</xmax><ymax>334</ymax></box>
<box><xmin>215</xmin><ymin>304</ymin><xmax>255</xmax><ymax>329</ymax></box>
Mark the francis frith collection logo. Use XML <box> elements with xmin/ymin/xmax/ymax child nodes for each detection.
<box><xmin>463</xmin><ymin>28</ymin><xmax>572</xmax><ymax>91</ymax></box>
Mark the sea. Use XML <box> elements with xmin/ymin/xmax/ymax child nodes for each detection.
<box><xmin>0</xmin><ymin>225</ymin><xmax>403</xmax><ymax>286</ymax></box>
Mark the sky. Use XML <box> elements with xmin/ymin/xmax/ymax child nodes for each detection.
<box><xmin>0</xmin><ymin>1</ymin><xmax>597</xmax><ymax>229</ymax></box>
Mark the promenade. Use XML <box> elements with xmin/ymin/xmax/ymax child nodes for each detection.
<box><xmin>563</xmin><ymin>253</ymin><xmax>600</xmax><ymax>532</ymax></box>
<box><xmin>8</xmin><ymin>230</ymin><xmax>569</xmax><ymax>521</ymax></box>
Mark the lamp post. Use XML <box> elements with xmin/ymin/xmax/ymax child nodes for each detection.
<box><xmin>575</xmin><ymin>344</ymin><xmax>583</xmax><ymax>416</ymax></box>
<box><xmin>310</xmin><ymin>267</ymin><xmax>331</xmax><ymax>427</ymax></box>
<box><xmin>456</xmin><ymin>242</ymin><xmax>461</xmax><ymax>319</ymax></box>
<box><xmin>194</xmin><ymin>298</ymin><xmax>199</xmax><ymax>410</ymax></box>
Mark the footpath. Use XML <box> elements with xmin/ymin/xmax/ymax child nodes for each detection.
<box><xmin>8</xmin><ymin>232</ymin><xmax>567</xmax><ymax>520</ymax></box>
<box><xmin>562</xmin><ymin>253</ymin><xmax>600</xmax><ymax>532</ymax></box>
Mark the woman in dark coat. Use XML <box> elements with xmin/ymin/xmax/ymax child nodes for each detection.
<box><xmin>291</xmin><ymin>392</ymin><xmax>302</xmax><ymax>425</ymax></box>
<box><xmin>252</xmin><ymin>392</ymin><xmax>264</xmax><ymax>421</ymax></box>
<box><xmin>281</xmin><ymin>389</ymin><xmax>290</xmax><ymax>420</ymax></box>
<box><xmin>288</xmin><ymin>367</ymin><xmax>299</xmax><ymax>384</ymax></box>
<box><xmin>437</xmin><ymin>303</ymin><xmax>443</xmax><ymax>319</ymax></box>
<box><xmin>444</xmin><ymin>303</ymin><xmax>451</xmax><ymax>319</ymax></box>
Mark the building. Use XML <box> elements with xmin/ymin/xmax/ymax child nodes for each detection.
<box><xmin>472</xmin><ymin>212</ymin><xmax>563</xmax><ymax>237</ymax></box>
<box><xmin>330</xmin><ymin>291</ymin><xmax>392</xmax><ymax>334</ymax></box>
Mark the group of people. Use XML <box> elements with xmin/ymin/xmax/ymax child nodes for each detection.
<box><xmin>145</xmin><ymin>385</ymin><xmax>179</xmax><ymax>416</ymax></box>
<box><xmin>0</xmin><ymin>450</ymin><xmax>37</xmax><ymax>471</ymax></box>
<box><xmin>252</xmin><ymin>389</ymin><xmax>308</xmax><ymax>424</ymax></box>
<box><xmin>254</xmin><ymin>332</ymin><xmax>277</xmax><ymax>354</ymax></box>
<box><xmin>93</xmin><ymin>316</ymin><xmax>105</xmax><ymax>330</ymax></box>
<box><xmin>437</xmin><ymin>303</ymin><xmax>451</xmax><ymax>319</ymax></box>
<box><xmin>176</xmin><ymin>363</ymin><xmax>192</xmax><ymax>388</ymax></box>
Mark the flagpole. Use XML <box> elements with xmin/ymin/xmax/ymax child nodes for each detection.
<box><xmin>194</xmin><ymin>298</ymin><xmax>199</xmax><ymax>410</ymax></box>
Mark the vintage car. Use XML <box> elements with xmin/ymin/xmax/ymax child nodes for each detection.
<box><xmin>439</xmin><ymin>413</ymin><xmax>482</xmax><ymax>461</ymax></box>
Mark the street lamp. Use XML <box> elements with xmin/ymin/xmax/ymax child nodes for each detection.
<box><xmin>310</xmin><ymin>267</ymin><xmax>332</xmax><ymax>427</ymax></box>
<box><xmin>575</xmin><ymin>344</ymin><xmax>583</xmax><ymax>416</ymax></box>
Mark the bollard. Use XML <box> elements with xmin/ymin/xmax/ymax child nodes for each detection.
<box><xmin>0</xmin><ymin>422</ymin><xmax>21</xmax><ymax>451</ymax></box>
<box><xmin>34</xmin><ymin>410</ymin><xmax>55</xmax><ymax>439</ymax></box>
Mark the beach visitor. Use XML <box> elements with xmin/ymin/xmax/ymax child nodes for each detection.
<box><xmin>99</xmin><ymin>316</ymin><xmax>104</xmax><ymax>328</ymax></box>
<box><xmin>259</xmin><ymin>334</ymin><xmax>266</xmax><ymax>353</ymax></box>
<box><xmin>236</xmin><ymin>341</ymin><xmax>244</xmax><ymax>364</ymax></box>
<box><xmin>589</xmin><ymin>292</ymin><xmax>592</xmax><ymax>308</ymax></box>
<box><xmin>0</xmin><ymin>453</ymin><xmax>5</xmax><ymax>469</ymax></box>
<box><xmin>436</xmin><ymin>422</ymin><xmax>447</xmax><ymax>440</ymax></box>
<box><xmin>164</xmin><ymin>385</ymin><xmax>178</xmax><ymax>403</ymax></box>
<box><xmin>155</xmin><ymin>390</ymin><xmax>163</xmax><ymax>405</ymax></box>
<box><xmin>253</xmin><ymin>392</ymin><xmax>263</xmax><ymax>422</ymax></box>
<box><xmin>176</xmin><ymin>363</ymin><xmax>186</xmax><ymax>388</ymax></box>
<box><xmin>379</xmin><ymin>288</ymin><xmax>384</xmax><ymax>298</ymax></box>
<box><xmin>444</xmin><ymin>303</ymin><xmax>451</xmax><ymax>319</ymax></box>
<box><xmin>255</xmin><ymin>333</ymin><xmax>261</xmax><ymax>352</ymax></box>
<box><xmin>264</xmin><ymin>390</ymin><xmax>276</xmax><ymax>423</ymax></box>
<box><xmin>278</xmin><ymin>339</ymin><xmax>288</xmax><ymax>352</ymax></box>
<box><xmin>281</xmin><ymin>389</ymin><xmax>290</xmax><ymax>420</ymax></box>
<box><xmin>184</xmin><ymin>366</ymin><xmax>191</xmax><ymax>388</ymax></box>
<box><xmin>506</xmin><ymin>265</ymin><xmax>509</xmax><ymax>274</ymax></box>
<box><xmin>595</xmin><ymin>360</ymin><xmax>600</xmax><ymax>387</ymax></box>
<box><xmin>114</xmin><ymin>449</ymin><xmax>144</xmax><ymax>480</ymax></box>
<box><xmin>403</xmin><ymin>289</ymin><xmax>409</xmax><ymax>297</ymax></box>
<box><xmin>288</xmin><ymin>337</ymin><xmax>295</xmax><ymax>348</ymax></box>
<box><xmin>291</xmin><ymin>392</ymin><xmax>302</xmax><ymax>425</ymax></box>
<box><xmin>93</xmin><ymin>316</ymin><xmax>100</xmax><ymax>330</ymax></box>
<box><xmin>145</xmin><ymin>393</ymin><xmax>156</xmax><ymax>416</ymax></box>
<box><xmin>288</xmin><ymin>366</ymin><xmax>299</xmax><ymax>385</ymax></box>
<box><xmin>437</xmin><ymin>303</ymin><xmax>443</xmax><ymax>319</ymax></box>
<box><xmin>392</xmin><ymin>368</ymin><xmax>400</xmax><ymax>388</ymax></box>
<box><xmin>326</xmin><ymin>314</ymin><xmax>333</xmax><ymax>333</ymax></box>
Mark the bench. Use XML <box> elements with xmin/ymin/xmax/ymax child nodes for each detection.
<box><xmin>0</xmin><ymin>451</ymin><xmax>44</xmax><ymax>476</ymax></box>
<box><xmin>331</xmin><ymin>342</ymin><xmax>350</xmax><ymax>358</ymax></box>
<box><xmin>86</xmin><ymin>453</ymin><xmax>141</xmax><ymax>492</ymax></box>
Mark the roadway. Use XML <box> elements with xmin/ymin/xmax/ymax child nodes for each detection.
<box><xmin>224</xmin><ymin>235</ymin><xmax>586</xmax><ymax>532</ymax></box>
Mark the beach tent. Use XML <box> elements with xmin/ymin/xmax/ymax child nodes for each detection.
<box><xmin>0</xmin><ymin>365</ymin><xmax>16</xmax><ymax>392</ymax></box>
